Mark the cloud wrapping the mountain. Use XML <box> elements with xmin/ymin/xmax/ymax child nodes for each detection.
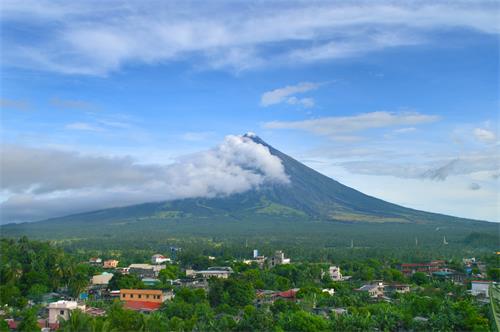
<box><xmin>0</xmin><ymin>135</ymin><xmax>289</xmax><ymax>222</ymax></box>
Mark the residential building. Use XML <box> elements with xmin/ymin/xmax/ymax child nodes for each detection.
<box><xmin>48</xmin><ymin>301</ymin><xmax>86</xmax><ymax>325</ymax></box>
<box><xmin>129</xmin><ymin>264</ymin><xmax>165</xmax><ymax>278</ymax></box>
<box><xmin>327</xmin><ymin>266</ymin><xmax>343</xmax><ymax>281</ymax></box>
<box><xmin>88</xmin><ymin>257</ymin><xmax>102</xmax><ymax>265</ymax></box>
<box><xmin>91</xmin><ymin>272</ymin><xmax>113</xmax><ymax>286</ymax></box>
<box><xmin>385</xmin><ymin>284</ymin><xmax>410</xmax><ymax>294</ymax></box>
<box><xmin>357</xmin><ymin>282</ymin><xmax>384</xmax><ymax>298</ymax></box>
<box><xmin>255</xmin><ymin>288</ymin><xmax>300</xmax><ymax>306</ymax></box>
<box><xmin>267</xmin><ymin>251</ymin><xmax>290</xmax><ymax>268</ymax></box>
<box><xmin>195</xmin><ymin>267</ymin><xmax>233</xmax><ymax>279</ymax></box>
<box><xmin>151</xmin><ymin>254</ymin><xmax>171</xmax><ymax>265</ymax></box>
<box><xmin>400</xmin><ymin>260</ymin><xmax>445</xmax><ymax>276</ymax></box>
<box><xmin>120</xmin><ymin>289</ymin><xmax>174</xmax><ymax>313</ymax></box>
<box><xmin>142</xmin><ymin>278</ymin><xmax>161</xmax><ymax>287</ymax></box>
<box><xmin>322</xmin><ymin>288</ymin><xmax>335</xmax><ymax>296</ymax></box>
<box><xmin>471</xmin><ymin>281</ymin><xmax>492</xmax><ymax>297</ymax></box>
<box><xmin>103</xmin><ymin>260</ymin><xmax>119</xmax><ymax>269</ymax></box>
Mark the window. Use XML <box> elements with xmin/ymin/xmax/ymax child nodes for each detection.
<box><xmin>130</xmin><ymin>294</ymin><xmax>134</xmax><ymax>298</ymax></box>
<box><xmin>138</xmin><ymin>294</ymin><xmax>142</xmax><ymax>298</ymax></box>
<box><xmin>146</xmin><ymin>295</ymin><xmax>150</xmax><ymax>299</ymax></box>
<box><xmin>60</xmin><ymin>310</ymin><xmax>64</xmax><ymax>315</ymax></box>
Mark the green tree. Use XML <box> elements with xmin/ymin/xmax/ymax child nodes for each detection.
<box><xmin>411</xmin><ymin>272</ymin><xmax>428</xmax><ymax>285</ymax></box>
<box><xmin>60</xmin><ymin>309</ymin><xmax>91</xmax><ymax>332</ymax></box>
<box><xmin>17</xmin><ymin>307</ymin><xmax>39</xmax><ymax>332</ymax></box>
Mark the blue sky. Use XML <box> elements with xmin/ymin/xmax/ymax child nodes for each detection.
<box><xmin>1</xmin><ymin>1</ymin><xmax>498</xmax><ymax>222</ymax></box>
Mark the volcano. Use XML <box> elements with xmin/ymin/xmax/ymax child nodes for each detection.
<box><xmin>1</xmin><ymin>134</ymin><xmax>490</xmax><ymax>241</ymax></box>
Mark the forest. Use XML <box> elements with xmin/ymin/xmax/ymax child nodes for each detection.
<box><xmin>1</xmin><ymin>237</ymin><xmax>499</xmax><ymax>331</ymax></box>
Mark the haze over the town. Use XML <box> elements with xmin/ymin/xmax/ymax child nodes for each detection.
<box><xmin>1</xmin><ymin>0</ymin><xmax>498</xmax><ymax>223</ymax></box>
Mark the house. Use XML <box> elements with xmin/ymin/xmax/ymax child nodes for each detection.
<box><xmin>326</xmin><ymin>266</ymin><xmax>343</xmax><ymax>281</ymax></box>
<box><xmin>116</xmin><ymin>267</ymin><xmax>130</xmax><ymax>274</ymax></box>
<box><xmin>88</xmin><ymin>257</ymin><xmax>102</xmax><ymax>265</ymax></box>
<box><xmin>103</xmin><ymin>259</ymin><xmax>119</xmax><ymax>269</ymax></box>
<box><xmin>400</xmin><ymin>260</ymin><xmax>445</xmax><ymax>276</ymax></box>
<box><xmin>357</xmin><ymin>283</ymin><xmax>384</xmax><ymax>298</ymax></box>
<box><xmin>385</xmin><ymin>283</ymin><xmax>410</xmax><ymax>294</ymax></box>
<box><xmin>195</xmin><ymin>267</ymin><xmax>233</xmax><ymax>279</ymax></box>
<box><xmin>48</xmin><ymin>301</ymin><xmax>86</xmax><ymax>325</ymax></box>
<box><xmin>151</xmin><ymin>254</ymin><xmax>171</xmax><ymax>265</ymax></box>
<box><xmin>332</xmin><ymin>308</ymin><xmax>348</xmax><ymax>315</ymax></box>
<box><xmin>432</xmin><ymin>269</ymin><xmax>466</xmax><ymax>283</ymax></box>
<box><xmin>129</xmin><ymin>264</ymin><xmax>165</xmax><ymax>278</ymax></box>
<box><xmin>471</xmin><ymin>281</ymin><xmax>492</xmax><ymax>297</ymax></box>
<box><xmin>322</xmin><ymin>288</ymin><xmax>335</xmax><ymax>296</ymax></box>
<box><xmin>255</xmin><ymin>288</ymin><xmax>300</xmax><ymax>306</ymax></box>
<box><xmin>142</xmin><ymin>278</ymin><xmax>161</xmax><ymax>287</ymax></box>
<box><xmin>274</xmin><ymin>288</ymin><xmax>299</xmax><ymax>300</ymax></box>
<box><xmin>120</xmin><ymin>289</ymin><xmax>174</xmax><ymax>313</ymax></box>
<box><xmin>91</xmin><ymin>272</ymin><xmax>114</xmax><ymax>286</ymax></box>
<box><xmin>267</xmin><ymin>251</ymin><xmax>291</xmax><ymax>268</ymax></box>
<box><xmin>243</xmin><ymin>255</ymin><xmax>266</xmax><ymax>267</ymax></box>
<box><xmin>172</xmin><ymin>278</ymin><xmax>209</xmax><ymax>290</ymax></box>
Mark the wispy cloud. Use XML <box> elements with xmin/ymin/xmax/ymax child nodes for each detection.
<box><xmin>65</xmin><ymin>122</ymin><xmax>104</xmax><ymax>132</ymax></box>
<box><xmin>264</xmin><ymin>111</ymin><xmax>438</xmax><ymax>139</ymax></box>
<box><xmin>0</xmin><ymin>98</ymin><xmax>31</xmax><ymax>111</ymax></box>
<box><xmin>473</xmin><ymin>127</ymin><xmax>497</xmax><ymax>143</ymax></box>
<box><xmin>1</xmin><ymin>1</ymin><xmax>498</xmax><ymax>75</ymax></box>
<box><xmin>338</xmin><ymin>153</ymin><xmax>499</xmax><ymax>181</ymax></box>
<box><xmin>50</xmin><ymin>97</ymin><xmax>97</xmax><ymax>112</ymax></box>
<box><xmin>260</xmin><ymin>82</ymin><xmax>320</xmax><ymax>107</ymax></box>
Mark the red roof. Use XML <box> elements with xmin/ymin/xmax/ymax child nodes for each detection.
<box><xmin>471</xmin><ymin>280</ymin><xmax>493</xmax><ymax>283</ymax></box>
<box><xmin>124</xmin><ymin>301</ymin><xmax>162</xmax><ymax>311</ymax></box>
<box><xmin>275</xmin><ymin>289</ymin><xmax>298</xmax><ymax>299</ymax></box>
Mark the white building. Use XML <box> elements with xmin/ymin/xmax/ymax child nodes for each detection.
<box><xmin>357</xmin><ymin>282</ymin><xmax>384</xmax><ymax>298</ymax></box>
<box><xmin>328</xmin><ymin>266</ymin><xmax>343</xmax><ymax>281</ymax></box>
<box><xmin>322</xmin><ymin>288</ymin><xmax>335</xmax><ymax>296</ymax></box>
<box><xmin>91</xmin><ymin>272</ymin><xmax>114</xmax><ymax>286</ymax></box>
<box><xmin>151</xmin><ymin>254</ymin><xmax>171</xmax><ymax>265</ymax></box>
<box><xmin>196</xmin><ymin>267</ymin><xmax>233</xmax><ymax>279</ymax></box>
<box><xmin>471</xmin><ymin>281</ymin><xmax>492</xmax><ymax>297</ymax></box>
<box><xmin>48</xmin><ymin>301</ymin><xmax>86</xmax><ymax>324</ymax></box>
<box><xmin>267</xmin><ymin>251</ymin><xmax>290</xmax><ymax>268</ymax></box>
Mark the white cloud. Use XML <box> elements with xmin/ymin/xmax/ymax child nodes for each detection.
<box><xmin>1</xmin><ymin>1</ymin><xmax>498</xmax><ymax>75</ymax></box>
<box><xmin>474</xmin><ymin>128</ymin><xmax>496</xmax><ymax>143</ymax></box>
<box><xmin>0</xmin><ymin>135</ymin><xmax>289</xmax><ymax>222</ymax></box>
<box><xmin>264</xmin><ymin>111</ymin><xmax>439</xmax><ymax>138</ymax></box>
<box><xmin>394</xmin><ymin>127</ymin><xmax>416</xmax><ymax>134</ymax></box>
<box><xmin>65</xmin><ymin>122</ymin><xmax>105</xmax><ymax>132</ymax></box>
<box><xmin>260</xmin><ymin>82</ymin><xmax>320</xmax><ymax>107</ymax></box>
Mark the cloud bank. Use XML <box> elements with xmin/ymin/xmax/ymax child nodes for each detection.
<box><xmin>264</xmin><ymin>111</ymin><xmax>439</xmax><ymax>139</ymax></box>
<box><xmin>1</xmin><ymin>1</ymin><xmax>498</xmax><ymax>75</ymax></box>
<box><xmin>0</xmin><ymin>135</ymin><xmax>289</xmax><ymax>223</ymax></box>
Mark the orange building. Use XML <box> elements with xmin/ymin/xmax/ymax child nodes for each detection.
<box><xmin>103</xmin><ymin>260</ymin><xmax>119</xmax><ymax>269</ymax></box>
<box><xmin>120</xmin><ymin>289</ymin><xmax>173</xmax><ymax>312</ymax></box>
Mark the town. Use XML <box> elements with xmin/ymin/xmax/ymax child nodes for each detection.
<box><xmin>1</xmin><ymin>238</ymin><xmax>498</xmax><ymax>331</ymax></box>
